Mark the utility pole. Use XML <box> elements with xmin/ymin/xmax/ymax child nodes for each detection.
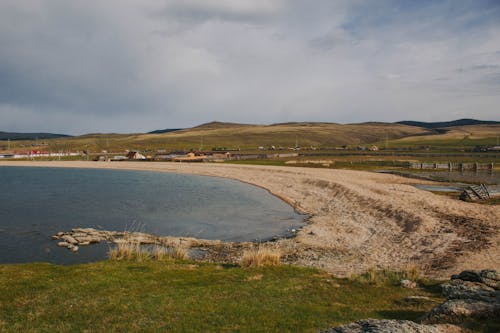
<box><xmin>7</xmin><ymin>138</ymin><xmax>10</xmax><ymax>150</ymax></box>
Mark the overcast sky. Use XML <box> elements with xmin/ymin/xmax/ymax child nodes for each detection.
<box><xmin>1</xmin><ymin>0</ymin><xmax>499</xmax><ymax>134</ymax></box>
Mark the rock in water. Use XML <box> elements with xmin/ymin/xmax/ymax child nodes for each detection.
<box><xmin>61</xmin><ymin>235</ymin><xmax>78</xmax><ymax>245</ymax></box>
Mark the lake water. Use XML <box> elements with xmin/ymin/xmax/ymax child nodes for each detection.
<box><xmin>0</xmin><ymin>166</ymin><xmax>305</xmax><ymax>264</ymax></box>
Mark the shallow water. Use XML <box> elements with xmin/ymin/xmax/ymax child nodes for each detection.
<box><xmin>0</xmin><ymin>166</ymin><xmax>305</xmax><ymax>264</ymax></box>
<box><xmin>415</xmin><ymin>171</ymin><xmax>499</xmax><ymax>185</ymax></box>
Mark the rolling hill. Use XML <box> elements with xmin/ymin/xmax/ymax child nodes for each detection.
<box><xmin>0</xmin><ymin>131</ymin><xmax>71</xmax><ymax>141</ymax></box>
<box><xmin>3</xmin><ymin>120</ymin><xmax>499</xmax><ymax>153</ymax></box>
<box><xmin>396</xmin><ymin>118</ymin><xmax>500</xmax><ymax>129</ymax></box>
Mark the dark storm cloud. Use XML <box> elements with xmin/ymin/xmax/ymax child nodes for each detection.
<box><xmin>0</xmin><ymin>0</ymin><xmax>499</xmax><ymax>134</ymax></box>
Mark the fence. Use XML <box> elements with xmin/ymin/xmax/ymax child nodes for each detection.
<box><xmin>409</xmin><ymin>162</ymin><xmax>494</xmax><ymax>171</ymax></box>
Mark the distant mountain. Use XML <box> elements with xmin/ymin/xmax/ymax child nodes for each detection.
<box><xmin>190</xmin><ymin>121</ymin><xmax>255</xmax><ymax>130</ymax></box>
<box><xmin>0</xmin><ymin>131</ymin><xmax>72</xmax><ymax>141</ymax></box>
<box><xmin>396</xmin><ymin>118</ymin><xmax>500</xmax><ymax>129</ymax></box>
<box><xmin>148</xmin><ymin>128</ymin><xmax>183</xmax><ymax>134</ymax></box>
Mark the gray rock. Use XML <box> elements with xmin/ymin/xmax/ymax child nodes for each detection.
<box><xmin>61</xmin><ymin>235</ymin><xmax>78</xmax><ymax>245</ymax></box>
<box><xmin>422</xmin><ymin>269</ymin><xmax>500</xmax><ymax>325</ymax></box>
<box><xmin>480</xmin><ymin>269</ymin><xmax>500</xmax><ymax>281</ymax></box>
<box><xmin>450</xmin><ymin>270</ymin><xmax>481</xmax><ymax>283</ymax></box>
<box><xmin>480</xmin><ymin>269</ymin><xmax>500</xmax><ymax>290</ymax></box>
<box><xmin>422</xmin><ymin>299</ymin><xmax>499</xmax><ymax>324</ymax></box>
<box><xmin>401</xmin><ymin>279</ymin><xmax>417</xmax><ymax>289</ymax></box>
<box><xmin>57</xmin><ymin>241</ymin><xmax>69</xmax><ymax>247</ymax></box>
<box><xmin>320</xmin><ymin>319</ymin><xmax>462</xmax><ymax>333</ymax></box>
<box><xmin>441</xmin><ymin>279</ymin><xmax>497</xmax><ymax>302</ymax></box>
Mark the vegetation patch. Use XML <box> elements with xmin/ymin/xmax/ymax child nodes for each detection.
<box><xmin>240</xmin><ymin>247</ymin><xmax>281</xmax><ymax>267</ymax></box>
<box><xmin>0</xmin><ymin>261</ymin><xmax>445</xmax><ymax>332</ymax></box>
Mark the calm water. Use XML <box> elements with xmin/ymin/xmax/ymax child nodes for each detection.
<box><xmin>0</xmin><ymin>166</ymin><xmax>305</xmax><ymax>264</ymax></box>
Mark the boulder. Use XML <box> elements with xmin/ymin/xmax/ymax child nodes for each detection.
<box><xmin>451</xmin><ymin>269</ymin><xmax>500</xmax><ymax>290</ymax></box>
<box><xmin>480</xmin><ymin>269</ymin><xmax>500</xmax><ymax>290</ymax></box>
<box><xmin>401</xmin><ymin>279</ymin><xmax>417</xmax><ymax>289</ymax></box>
<box><xmin>422</xmin><ymin>299</ymin><xmax>499</xmax><ymax>324</ymax></box>
<box><xmin>61</xmin><ymin>235</ymin><xmax>78</xmax><ymax>245</ymax></box>
<box><xmin>422</xmin><ymin>270</ymin><xmax>500</xmax><ymax>325</ymax></box>
<box><xmin>320</xmin><ymin>319</ymin><xmax>462</xmax><ymax>333</ymax></box>
<box><xmin>57</xmin><ymin>241</ymin><xmax>69</xmax><ymax>247</ymax></box>
<box><xmin>451</xmin><ymin>270</ymin><xmax>481</xmax><ymax>283</ymax></box>
<box><xmin>441</xmin><ymin>279</ymin><xmax>496</xmax><ymax>302</ymax></box>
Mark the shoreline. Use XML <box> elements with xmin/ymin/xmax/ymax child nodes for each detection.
<box><xmin>1</xmin><ymin>160</ymin><xmax>499</xmax><ymax>278</ymax></box>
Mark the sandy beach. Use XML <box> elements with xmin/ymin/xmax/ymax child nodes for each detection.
<box><xmin>1</xmin><ymin>160</ymin><xmax>499</xmax><ymax>278</ymax></box>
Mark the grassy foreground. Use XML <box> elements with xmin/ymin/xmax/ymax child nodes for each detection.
<box><xmin>0</xmin><ymin>260</ymin><xmax>443</xmax><ymax>332</ymax></box>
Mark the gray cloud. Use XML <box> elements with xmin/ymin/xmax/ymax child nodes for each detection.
<box><xmin>0</xmin><ymin>0</ymin><xmax>499</xmax><ymax>134</ymax></box>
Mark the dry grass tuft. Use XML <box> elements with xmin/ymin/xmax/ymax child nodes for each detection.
<box><xmin>402</xmin><ymin>264</ymin><xmax>421</xmax><ymax>281</ymax></box>
<box><xmin>168</xmin><ymin>246</ymin><xmax>188</xmax><ymax>260</ymax></box>
<box><xmin>246</xmin><ymin>274</ymin><xmax>264</xmax><ymax>281</ymax></box>
<box><xmin>151</xmin><ymin>245</ymin><xmax>168</xmax><ymax>261</ymax></box>
<box><xmin>240</xmin><ymin>247</ymin><xmax>281</xmax><ymax>268</ymax></box>
<box><xmin>108</xmin><ymin>242</ymin><xmax>188</xmax><ymax>262</ymax></box>
<box><xmin>350</xmin><ymin>265</ymin><xmax>422</xmax><ymax>285</ymax></box>
<box><xmin>108</xmin><ymin>242</ymin><xmax>150</xmax><ymax>261</ymax></box>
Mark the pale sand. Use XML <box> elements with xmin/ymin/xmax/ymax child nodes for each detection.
<box><xmin>1</xmin><ymin>160</ymin><xmax>499</xmax><ymax>277</ymax></box>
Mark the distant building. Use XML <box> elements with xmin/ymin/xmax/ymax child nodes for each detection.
<box><xmin>126</xmin><ymin>151</ymin><xmax>146</xmax><ymax>160</ymax></box>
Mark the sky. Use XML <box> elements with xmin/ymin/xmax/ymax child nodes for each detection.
<box><xmin>0</xmin><ymin>0</ymin><xmax>499</xmax><ymax>135</ymax></box>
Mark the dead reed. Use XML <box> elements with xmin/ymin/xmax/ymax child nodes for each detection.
<box><xmin>350</xmin><ymin>265</ymin><xmax>421</xmax><ymax>285</ymax></box>
<box><xmin>240</xmin><ymin>247</ymin><xmax>281</xmax><ymax>268</ymax></box>
<box><xmin>108</xmin><ymin>242</ymin><xmax>188</xmax><ymax>261</ymax></box>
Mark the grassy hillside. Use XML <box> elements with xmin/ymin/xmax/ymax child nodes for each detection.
<box><xmin>384</xmin><ymin>125</ymin><xmax>500</xmax><ymax>149</ymax></box>
<box><xmin>0</xmin><ymin>122</ymin><xmax>432</xmax><ymax>153</ymax></box>
<box><xmin>397</xmin><ymin>119</ymin><xmax>500</xmax><ymax>129</ymax></box>
<box><xmin>0</xmin><ymin>260</ymin><xmax>444</xmax><ymax>332</ymax></box>
<box><xmin>2</xmin><ymin>122</ymin><xmax>499</xmax><ymax>154</ymax></box>
<box><xmin>0</xmin><ymin>131</ymin><xmax>71</xmax><ymax>141</ymax></box>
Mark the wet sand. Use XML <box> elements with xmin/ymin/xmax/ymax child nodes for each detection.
<box><xmin>2</xmin><ymin>160</ymin><xmax>499</xmax><ymax>278</ymax></box>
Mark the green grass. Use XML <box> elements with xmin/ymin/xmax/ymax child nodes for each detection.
<box><xmin>0</xmin><ymin>261</ymin><xmax>444</xmax><ymax>332</ymax></box>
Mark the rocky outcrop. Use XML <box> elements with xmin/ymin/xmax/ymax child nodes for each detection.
<box><xmin>321</xmin><ymin>270</ymin><xmax>499</xmax><ymax>333</ymax></box>
<box><xmin>51</xmin><ymin>228</ymin><xmax>261</xmax><ymax>263</ymax></box>
<box><xmin>422</xmin><ymin>269</ymin><xmax>500</xmax><ymax>325</ymax></box>
<box><xmin>320</xmin><ymin>319</ymin><xmax>462</xmax><ymax>333</ymax></box>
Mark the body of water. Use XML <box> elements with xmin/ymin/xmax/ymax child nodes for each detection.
<box><xmin>0</xmin><ymin>166</ymin><xmax>305</xmax><ymax>264</ymax></box>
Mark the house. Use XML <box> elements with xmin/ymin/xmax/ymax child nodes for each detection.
<box><xmin>126</xmin><ymin>151</ymin><xmax>146</xmax><ymax>160</ymax></box>
<box><xmin>172</xmin><ymin>152</ymin><xmax>206</xmax><ymax>162</ymax></box>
